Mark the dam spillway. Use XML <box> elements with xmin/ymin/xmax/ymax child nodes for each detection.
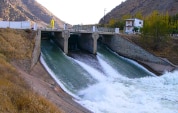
<box><xmin>40</xmin><ymin>39</ymin><xmax>178</xmax><ymax>113</ymax></box>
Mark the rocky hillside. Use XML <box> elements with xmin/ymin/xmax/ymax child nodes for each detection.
<box><xmin>0</xmin><ymin>0</ymin><xmax>65</xmax><ymax>28</ymax></box>
<box><xmin>100</xmin><ymin>0</ymin><xmax>178</xmax><ymax>24</ymax></box>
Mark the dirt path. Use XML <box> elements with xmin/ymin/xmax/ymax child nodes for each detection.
<box><xmin>14</xmin><ymin>61</ymin><xmax>92</xmax><ymax>113</ymax></box>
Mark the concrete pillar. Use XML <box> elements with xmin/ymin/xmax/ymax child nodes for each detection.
<box><xmin>92</xmin><ymin>32</ymin><xmax>99</xmax><ymax>54</ymax></box>
<box><xmin>33</xmin><ymin>23</ymin><xmax>37</xmax><ymax>31</ymax></box>
<box><xmin>31</xmin><ymin>30</ymin><xmax>41</xmax><ymax>69</ymax></box>
<box><xmin>115</xmin><ymin>28</ymin><xmax>119</xmax><ymax>34</ymax></box>
<box><xmin>64</xmin><ymin>24</ymin><xmax>68</xmax><ymax>30</ymax></box>
<box><xmin>62</xmin><ymin>30</ymin><xmax>70</xmax><ymax>54</ymax></box>
<box><xmin>93</xmin><ymin>26</ymin><xmax>96</xmax><ymax>32</ymax></box>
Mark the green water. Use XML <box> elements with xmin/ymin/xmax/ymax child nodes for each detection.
<box><xmin>97</xmin><ymin>44</ymin><xmax>153</xmax><ymax>78</ymax></box>
<box><xmin>41</xmin><ymin>40</ymin><xmax>96</xmax><ymax>93</ymax></box>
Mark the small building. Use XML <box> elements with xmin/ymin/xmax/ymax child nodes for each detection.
<box><xmin>125</xmin><ymin>18</ymin><xmax>143</xmax><ymax>34</ymax></box>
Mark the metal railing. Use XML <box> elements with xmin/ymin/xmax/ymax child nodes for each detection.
<box><xmin>71</xmin><ymin>25</ymin><xmax>119</xmax><ymax>34</ymax></box>
<box><xmin>39</xmin><ymin>25</ymin><xmax>120</xmax><ymax>34</ymax></box>
<box><xmin>96</xmin><ymin>27</ymin><xmax>115</xmax><ymax>33</ymax></box>
<box><xmin>72</xmin><ymin>25</ymin><xmax>93</xmax><ymax>32</ymax></box>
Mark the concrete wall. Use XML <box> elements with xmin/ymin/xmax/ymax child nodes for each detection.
<box><xmin>78</xmin><ymin>33</ymin><xmax>94</xmax><ymax>53</ymax></box>
<box><xmin>31</xmin><ymin>30</ymin><xmax>41</xmax><ymax>68</ymax></box>
<box><xmin>67</xmin><ymin>33</ymin><xmax>99</xmax><ymax>54</ymax></box>
<box><xmin>0</xmin><ymin>21</ymin><xmax>33</xmax><ymax>29</ymax></box>
<box><xmin>101</xmin><ymin>34</ymin><xmax>175</xmax><ymax>74</ymax></box>
<box><xmin>52</xmin><ymin>32</ymin><xmax>64</xmax><ymax>50</ymax></box>
<box><xmin>134</xmin><ymin>18</ymin><xmax>143</xmax><ymax>27</ymax></box>
<box><xmin>68</xmin><ymin>34</ymin><xmax>79</xmax><ymax>50</ymax></box>
<box><xmin>51</xmin><ymin>30</ymin><xmax>70</xmax><ymax>54</ymax></box>
<box><xmin>41</xmin><ymin>31</ymin><xmax>51</xmax><ymax>40</ymax></box>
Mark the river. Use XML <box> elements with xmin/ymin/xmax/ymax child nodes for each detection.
<box><xmin>41</xmin><ymin>40</ymin><xmax>178</xmax><ymax>113</ymax></box>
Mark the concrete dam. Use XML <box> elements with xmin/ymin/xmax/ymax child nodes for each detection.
<box><xmin>37</xmin><ymin>28</ymin><xmax>175</xmax><ymax>75</ymax></box>
<box><xmin>22</xmin><ymin>21</ymin><xmax>177</xmax><ymax>113</ymax></box>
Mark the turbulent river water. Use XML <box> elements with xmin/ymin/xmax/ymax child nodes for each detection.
<box><xmin>41</xmin><ymin>40</ymin><xmax>178</xmax><ymax>113</ymax></box>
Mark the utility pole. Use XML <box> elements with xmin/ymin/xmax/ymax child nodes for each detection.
<box><xmin>104</xmin><ymin>8</ymin><xmax>106</xmax><ymax>25</ymax></box>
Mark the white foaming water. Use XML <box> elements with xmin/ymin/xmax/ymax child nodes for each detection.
<box><xmin>97</xmin><ymin>55</ymin><xmax>122</xmax><ymax>79</ymax></box>
<box><xmin>76</xmin><ymin>57</ymin><xmax>178</xmax><ymax>113</ymax></box>
<box><xmin>41</xmin><ymin>49</ymin><xmax>178</xmax><ymax>113</ymax></box>
<box><xmin>74</xmin><ymin>60</ymin><xmax>107</xmax><ymax>82</ymax></box>
<box><xmin>99</xmin><ymin>51</ymin><xmax>156</xmax><ymax>77</ymax></box>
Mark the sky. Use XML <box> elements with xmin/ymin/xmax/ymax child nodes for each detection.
<box><xmin>35</xmin><ymin>0</ymin><xmax>125</xmax><ymax>25</ymax></box>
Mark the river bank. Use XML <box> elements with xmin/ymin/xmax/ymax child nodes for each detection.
<box><xmin>13</xmin><ymin>60</ymin><xmax>92</xmax><ymax>113</ymax></box>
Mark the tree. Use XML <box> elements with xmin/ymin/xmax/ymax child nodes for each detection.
<box><xmin>133</xmin><ymin>27</ymin><xmax>139</xmax><ymax>32</ymax></box>
<box><xmin>141</xmin><ymin>11</ymin><xmax>171</xmax><ymax>50</ymax></box>
<box><xmin>169</xmin><ymin>13</ymin><xmax>178</xmax><ymax>34</ymax></box>
<box><xmin>108</xmin><ymin>19</ymin><xmax>116</xmax><ymax>27</ymax></box>
<box><xmin>134</xmin><ymin>12</ymin><xmax>143</xmax><ymax>20</ymax></box>
<box><xmin>122</xmin><ymin>14</ymin><xmax>132</xmax><ymax>20</ymax></box>
<box><xmin>108</xmin><ymin>19</ymin><xmax>125</xmax><ymax>30</ymax></box>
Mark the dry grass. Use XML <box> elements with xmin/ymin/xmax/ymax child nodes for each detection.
<box><xmin>0</xmin><ymin>28</ymin><xmax>62</xmax><ymax>113</ymax></box>
<box><xmin>149</xmin><ymin>39</ymin><xmax>178</xmax><ymax>65</ymax></box>
<box><xmin>0</xmin><ymin>28</ymin><xmax>34</xmax><ymax>60</ymax></box>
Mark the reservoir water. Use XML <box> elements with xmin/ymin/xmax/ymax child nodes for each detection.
<box><xmin>41</xmin><ymin>40</ymin><xmax>178</xmax><ymax>113</ymax></box>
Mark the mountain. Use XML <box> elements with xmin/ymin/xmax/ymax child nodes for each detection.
<box><xmin>0</xmin><ymin>0</ymin><xmax>65</xmax><ymax>28</ymax></box>
<box><xmin>99</xmin><ymin>0</ymin><xmax>178</xmax><ymax>24</ymax></box>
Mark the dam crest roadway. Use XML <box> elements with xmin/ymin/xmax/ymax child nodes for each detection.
<box><xmin>40</xmin><ymin>25</ymin><xmax>120</xmax><ymax>54</ymax></box>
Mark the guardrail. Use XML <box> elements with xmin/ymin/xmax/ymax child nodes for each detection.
<box><xmin>96</xmin><ymin>27</ymin><xmax>115</xmax><ymax>33</ymax></box>
<box><xmin>72</xmin><ymin>25</ymin><xmax>93</xmax><ymax>32</ymax></box>
<box><xmin>40</xmin><ymin>25</ymin><xmax>119</xmax><ymax>34</ymax></box>
<box><xmin>72</xmin><ymin>25</ymin><xmax>119</xmax><ymax>34</ymax></box>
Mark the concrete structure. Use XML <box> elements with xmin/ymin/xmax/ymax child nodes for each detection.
<box><xmin>40</xmin><ymin>25</ymin><xmax>119</xmax><ymax>54</ymax></box>
<box><xmin>72</xmin><ymin>25</ymin><xmax>119</xmax><ymax>34</ymax></box>
<box><xmin>125</xmin><ymin>18</ymin><xmax>143</xmax><ymax>34</ymax></box>
<box><xmin>75</xmin><ymin>32</ymin><xmax>99</xmax><ymax>54</ymax></box>
<box><xmin>48</xmin><ymin>30</ymin><xmax>70</xmax><ymax>54</ymax></box>
<box><xmin>31</xmin><ymin>30</ymin><xmax>41</xmax><ymax>68</ymax></box>
<box><xmin>37</xmin><ymin>25</ymin><xmax>176</xmax><ymax>75</ymax></box>
<box><xmin>41</xmin><ymin>30</ymin><xmax>99</xmax><ymax>54</ymax></box>
<box><xmin>0</xmin><ymin>21</ymin><xmax>37</xmax><ymax>30</ymax></box>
